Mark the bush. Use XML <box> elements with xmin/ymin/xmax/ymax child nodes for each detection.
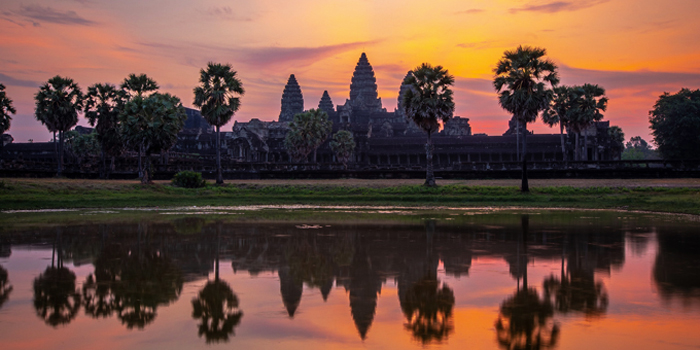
<box><xmin>172</xmin><ymin>171</ymin><xmax>206</xmax><ymax>188</ymax></box>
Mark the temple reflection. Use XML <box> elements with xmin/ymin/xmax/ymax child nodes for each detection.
<box><xmin>3</xmin><ymin>212</ymin><xmax>694</xmax><ymax>346</ymax></box>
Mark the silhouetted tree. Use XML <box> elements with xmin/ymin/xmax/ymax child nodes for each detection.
<box><xmin>494</xmin><ymin>46</ymin><xmax>558</xmax><ymax>192</ymax></box>
<box><xmin>193</xmin><ymin>62</ymin><xmax>245</xmax><ymax>184</ymax></box>
<box><xmin>649</xmin><ymin>88</ymin><xmax>700</xmax><ymax>160</ymax></box>
<box><xmin>34</xmin><ymin>76</ymin><xmax>84</xmax><ymax>176</ymax></box>
<box><xmin>84</xmin><ymin>83</ymin><xmax>126</xmax><ymax>178</ymax></box>
<box><xmin>402</xmin><ymin>63</ymin><xmax>455</xmax><ymax>187</ymax></box>
<box><xmin>0</xmin><ymin>83</ymin><xmax>16</xmax><ymax>156</ymax></box>
<box><xmin>120</xmin><ymin>93</ymin><xmax>187</xmax><ymax>183</ymax></box>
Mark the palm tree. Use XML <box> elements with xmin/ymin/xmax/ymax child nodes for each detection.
<box><xmin>494</xmin><ymin>46</ymin><xmax>559</xmax><ymax>192</ymax></box>
<box><xmin>121</xmin><ymin>74</ymin><xmax>159</xmax><ymax>178</ymax></box>
<box><xmin>542</xmin><ymin>86</ymin><xmax>573</xmax><ymax>162</ymax></box>
<box><xmin>34</xmin><ymin>76</ymin><xmax>84</xmax><ymax>177</ymax></box>
<box><xmin>0</xmin><ymin>264</ymin><xmax>13</xmax><ymax>310</ymax></box>
<box><xmin>568</xmin><ymin>84</ymin><xmax>608</xmax><ymax>161</ymax></box>
<box><xmin>84</xmin><ymin>83</ymin><xmax>126</xmax><ymax>178</ymax></box>
<box><xmin>0</xmin><ymin>83</ymin><xmax>16</xmax><ymax>147</ymax></box>
<box><xmin>121</xmin><ymin>73</ymin><xmax>159</xmax><ymax>98</ymax></box>
<box><xmin>193</xmin><ymin>63</ymin><xmax>245</xmax><ymax>184</ymax></box>
<box><xmin>402</xmin><ymin>63</ymin><xmax>455</xmax><ymax>187</ymax></box>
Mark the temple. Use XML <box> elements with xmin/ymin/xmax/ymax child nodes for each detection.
<box><xmin>0</xmin><ymin>52</ymin><xmax>623</xmax><ymax>174</ymax></box>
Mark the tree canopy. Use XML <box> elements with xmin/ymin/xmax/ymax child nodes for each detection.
<box><xmin>284</xmin><ymin>109</ymin><xmax>332</xmax><ymax>163</ymax></box>
<box><xmin>121</xmin><ymin>73</ymin><xmax>159</xmax><ymax>98</ymax></box>
<box><xmin>120</xmin><ymin>93</ymin><xmax>187</xmax><ymax>183</ymax></box>
<box><xmin>0</xmin><ymin>83</ymin><xmax>16</xmax><ymax>136</ymax></box>
<box><xmin>649</xmin><ymin>88</ymin><xmax>700</xmax><ymax>160</ymax></box>
<box><xmin>330</xmin><ymin>130</ymin><xmax>355</xmax><ymax>168</ymax></box>
<box><xmin>85</xmin><ymin>83</ymin><xmax>126</xmax><ymax>176</ymax></box>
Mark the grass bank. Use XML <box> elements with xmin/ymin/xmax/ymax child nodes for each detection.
<box><xmin>1</xmin><ymin>178</ymin><xmax>699</xmax><ymax>215</ymax></box>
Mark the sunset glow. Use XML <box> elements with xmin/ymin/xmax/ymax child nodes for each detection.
<box><xmin>2</xmin><ymin>0</ymin><xmax>699</xmax><ymax>143</ymax></box>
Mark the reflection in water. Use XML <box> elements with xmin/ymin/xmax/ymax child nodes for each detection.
<box><xmin>192</xmin><ymin>222</ymin><xmax>243</xmax><ymax>343</ymax></box>
<box><xmin>33</xmin><ymin>229</ymin><xmax>82</xmax><ymax>327</ymax></box>
<box><xmin>2</xmin><ymin>211</ymin><xmax>699</xmax><ymax>349</ymax></box>
<box><xmin>0</xmin><ymin>265</ymin><xmax>12</xmax><ymax>310</ymax></box>
<box><xmin>399</xmin><ymin>221</ymin><xmax>455</xmax><ymax>344</ymax></box>
<box><xmin>82</xmin><ymin>223</ymin><xmax>184</xmax><ymax>329</ymax></box>
<box><xmin>653</xmin><ymin>227</ymin><xmax>700</xmax><ymax>306</ymax></box>
<box><xmin>495</xmin><ymin>216</ymin><xmax>559</xmax><ymax>350</ymax></box>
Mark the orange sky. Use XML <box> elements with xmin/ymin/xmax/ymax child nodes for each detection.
<box><xmin>2</xmin><ymin>0</ymin><xmax>700</xmax><ymax>143</ymax></box>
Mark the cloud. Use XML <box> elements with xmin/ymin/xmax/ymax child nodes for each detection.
<box><xmin>234</xmin><ymin>41</ymin><xmax>379</xmax><ymax>68</ymax></box>
<box><xmin>509</xmin><ymin>0</ymin><xmax>609</xmax><ymax>14</ymax></box>
<box><xmin>133</xmin><ymin>40</ymin><xmax>378</xmax><ymax>70</ymax></box>
<box><xmin>16</xmin><ymin>5</ymin><xmax>96</xmax><ymax>26</ymax></box>
<box><xmin>559</xmin><ymin>65</ymin><xmax>700</xmax><ymax>93</ymax></box>
<box><xmin>203</xmin><ymin>6</ymin><xmax>253</xmax><ymax>21</ymax></box>
<box><xmin>0</xmin><ymin>73</ymin><xmax>40</xmax><ymax>88</ymax></box>
<box><xmin>456</xmin><ymin>9</ymin><xmax>484</xmax><ymax>15</ymax></box>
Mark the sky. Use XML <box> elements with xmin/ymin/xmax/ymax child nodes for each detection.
<box><xmin>2</xmin><ymin>0</ymin><xmax>700</xmax><ymax>144</ymax></box>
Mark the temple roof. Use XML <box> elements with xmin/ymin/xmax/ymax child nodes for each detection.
<box><xmin>279</xmin><ymin>74</ymin><xmax>304</xmax><ymax>123</ymax></box>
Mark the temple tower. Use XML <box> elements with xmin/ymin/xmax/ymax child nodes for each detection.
<box><xmin>396</xmin><ymin>71</ymin><xmax>412</xmax><ymax>118</ymax></box>
<box><xmin>318</xmin><ymin>90</ymin><xmax>334</xmax><ymax>116</ymax></box>
<box><xmin>279</xmin><ymin>74</ymin><xmax>304</xmax><ymax>123</ymax></box>
<box><xmin>348</xmin><ymin>53</ymin><xmax>382</xmax><ymax>112</ymax></box>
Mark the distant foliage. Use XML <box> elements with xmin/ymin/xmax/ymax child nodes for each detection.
<box><xmin>284</xmin><ymin>109</ymin><xmax>332</xmax><ymax>163</ymax></box>
<box><xmin>330</xmin><ymin>130</ymin><xmax>355</xmax><ymax>168</ymax></box>
<box><xmin>607</xmin><ymin>126</ymin><xmax>625</xmax><ymax>158</ymax></box>
<box><xmin>67</xmin><ymin>131</ymin><xmax>100</xmax><ymax>160</ymax></box>
<box><xmin>649</xmin><ymin>88</ymin><xmax>700</xmax><ymax>160</ymax></box>
<box><xmin>622</xmin><ymin>136</ymin><xmax>658</xmax><ymax>160</ymax></box>
<box><xmin>172</xmin><ymin>171</ymin><xmax>206</xmax><ymax>188</ymax></box>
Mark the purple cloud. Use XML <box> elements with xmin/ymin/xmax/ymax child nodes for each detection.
<box><xmin>0</xmin><ymin>73</ymin><xmax>40</xmax><ymax>88</ymax></box>
<box><xmin>510</xmin><ymin>0</ymin><xmax>609</xmax><ymax>14</ymax></box>
<box><xmin>17</xmin><ymin>5</ymin><xmax>96</xmax><ymax>26</ymax></box>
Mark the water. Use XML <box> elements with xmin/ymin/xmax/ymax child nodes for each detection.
<box><xmin>0</xmin><ymin>208</ymin><xmax>699</xmax><ymax>349</ymax></box>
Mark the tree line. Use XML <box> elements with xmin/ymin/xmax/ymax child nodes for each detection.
<box><xmin>2</xmin><ymin>50</ymin><xmax>700</xmax><ymax>187</ymax></box>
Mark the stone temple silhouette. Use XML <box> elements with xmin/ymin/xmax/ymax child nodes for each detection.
<box><xmin>0</xmin><ymin>52</ymin><xmax>622</xmax><ymax>172</ymax></box>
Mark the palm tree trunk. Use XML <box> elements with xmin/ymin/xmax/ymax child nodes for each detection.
<box><xmin>313</xmin><ymin>148</ymin><xmax>317</xmax><ymax>164</ymax></box>
<box><xmin>516</xmin><ymin>120</ymin><xmax>521</xmax><ymax>162</ymax></box>
<box><xmin>584</xmin><ymin>132</ymin><xmax>589</xmax><ymax>161</ymax></box>
<box><xmin>215</xmin><ymin>221</ymin><xmax>221</xmax><ymax>281</ymax></box>
<box><xmin>521</xmin><ymin>123</ymin><xmax>529</xmax><ymax>193</ymax></box>
<box><xmin>216</xmin><ymin>125</ymin><xmax>223</xmax><ymax>185</ymax></box>
<box><xmin>57</xmin><ymin>131</ymin><xmax>64</xmax><ymax>177</ymax></box>
<box><xmin>575</xmin><ymin>133</ymin><xmax>580</xmax><ymax>161</ymax></box>
<box><xmin>100</xmin><ymin>149</ymin><xmax>106</xmax><ymax>179</ymax></box>
<box><xmin>425</xmin><ymin>130</ymin><xmax>436</xmax><ymax>187</ymax></box>
<box><xmin>559</xmin><ymin>123</ymin><xmax>566</xmax><ymax>162</ymax></box>
<box><xmin>138</xmin><ymin>142</ymin><xmax>143</xmax><ymax>179</ymax></box>
<box><xmin>141</xmin><ymin>153</ymin><xmax>150</xmax><ymax>184</ymax></box>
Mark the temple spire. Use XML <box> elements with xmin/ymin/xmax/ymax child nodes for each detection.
<box><xmin>318</xmin><ymin>90</ymin><xmax>334</xmax><ymax>115</ymax></box>
<box><xmin>348</xmin><ymin>53</ymin><xmax>382</xmax><ymax>112</ymax></box>
<box><xmin>279</xmin><ymin>74</ymin><xmax>304</xmax><ymax>123</ymax></box>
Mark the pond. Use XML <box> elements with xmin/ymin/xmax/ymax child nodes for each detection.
<box><xmin>0</xmin><ymin>207</ymin><xmax>699</xmax><ymax>349</ymax></box>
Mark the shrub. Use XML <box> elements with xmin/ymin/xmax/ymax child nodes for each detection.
<box><xmin>172</xmin><ymin>171</ymin><xmax>206</xmax><ymax>188</ymax></box>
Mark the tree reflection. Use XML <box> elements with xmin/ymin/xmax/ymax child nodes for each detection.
<box><xmin>0</xmin><ymin>265</ymin><xmax>13</xmax><ymax>310</ymax></box>
<box><xmin>33</xmin><ymin>229</ymin><xmax>81</xmax><ymax>327</ymax></box>
<box><xmin>401</xmin><ymin>277</ymin><xmax>455</xmax><ymax>344</ymax></box>
<box><xmin>400</xmin><ymin>220</ymin><xmax>455</xmax><ymax>344</ymax></box>
<box><xmin>82</xmin><ymin>223</ymin><xmax>184</xmax><ymax>329</ymax></box>
<box><xmin>192</xmin><ymin>222</ymin><xmax>242</xmax><ymax>343</ymax></box>
<box><xmin>495</xmin><ymin>216</ymin><xmax>559</xmax><ymax>350</ymax></box>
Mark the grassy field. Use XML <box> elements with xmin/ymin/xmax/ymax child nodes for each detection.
<box><xmin>0</xmin><ymin>178</ymin><xmax>699</xmax><ymax>214</ymax></box>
